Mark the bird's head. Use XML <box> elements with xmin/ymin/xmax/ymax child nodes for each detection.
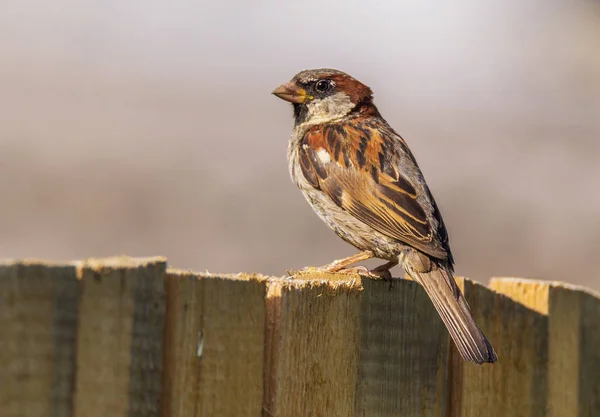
<box><xmin>272</xmin><ymin>68</ymin><xmax>374</xmax><ymax>126</ymax></box>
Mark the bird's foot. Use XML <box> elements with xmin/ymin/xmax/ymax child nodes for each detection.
<box><xmin>287</xmin><ymin>255</ymin><xmax>398</xmax><ymax>280</ymax></box>
<box><xmin>333</xmin><ymin>265</ymin><xmax>370</xmax><ymax>275</ymax></box>
<box><xmin>288</xmin><ymin>264</ymin><xmax>391</xmax><ymax>279</ymax></box>
<box><xmin>286</xmin><ymin>265</ymin><xmax>329</xmax><ymax>279</ymax></box>
<box><xmin>335</xmin><ymin>266</ymin><xmax>394</xmax><ymax>279</ymax></box>
<box><xmin>286</xmin><ymin>251</ymin><xmax>376</xmax><ymax>278</ymax></box>
<box><xmin>368</xmin><ymin>260</ymin><xmax>399</xmax><ymax>280</ymax></box>
<box><xmin>287</xmin><ymin>264</ymin><xmax>367</xmax><ymax>276</ymax></box>
<box><xmin>367</xmin><ymin>268</ymin><xmax>392</xmax><ymax>280</ymax></box>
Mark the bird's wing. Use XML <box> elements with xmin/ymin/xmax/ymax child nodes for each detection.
<box><xmin>298</xmin><ymin>120</ymin><xmax>450</xmax><ymax>261</ymax></box>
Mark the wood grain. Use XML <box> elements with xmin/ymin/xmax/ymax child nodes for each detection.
<box><xmin>449</xmin><ymin>277</ymin><xmax>549</xmax><ymax>417</ymax></box>
<box><xmin>72</xmin><ymin>256</ymin><xmax>167</xmax><ymax>417</ymax></box>
<box><xmin>356</xmin><ymin>276</ymin><xmax>449</xmax><ymax>417</ymax></box>
<box><xmin>0</xmin><ymin>261</ymin><xmax>79</xmax><ymax>417</ymax></box>
<box><xmin>162</xmin><ymin>271</ymin><xmax>268</xmax><ymax>417</ymax></box>
<box><xmin>265</xmin><ymin>273</ymin><xmax>363</xmax><ymax>417</ymax></box>
<box><xmin>2</xmin><ymin>257</ymin><xmax>600</xmax><ymax>417</ymax></box>
<box><xmin>491</xmin><ymin>278</ymin><xmax>600</xmax><ymax>417</ymax></box>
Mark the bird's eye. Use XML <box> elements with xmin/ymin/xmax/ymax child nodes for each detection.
<box><xmin>315</xmin><ymin>80</ymin><xmax>332</xmax><ymax>93</ymax></box>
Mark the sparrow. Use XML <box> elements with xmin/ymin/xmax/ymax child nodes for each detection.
<box><xmin>272</xmin><ymin>68</ymin><xmax>497</xmax><ymax>364</ymax></box>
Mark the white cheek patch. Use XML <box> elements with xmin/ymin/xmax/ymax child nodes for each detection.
<box><xmin>316</xmin><ymin>148</ymin><xmax>331</xmax><ymax>164</ymax></box>
<box><xmin>301</xmin><ymin>92</ymin><xmax>356</xmax><ymax>127</ymax></box>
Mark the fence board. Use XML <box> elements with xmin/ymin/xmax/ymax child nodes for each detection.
<box><xmin>72</xmin><ymin>256</ymin><xmax>166</xmax><ymax>417</ymax></box>
<box><xmin>448</xmin><ymin>277</ymin><xmax>549</xmax><ymax>417</ymax></box>
<box><xmin>264</xmin><ymin>273</ymin><xmax>362</xmax><ymax>417</ymax></box>
<box><xmin>490</xmin><ymin>278</ymin><xmax>600</xmax><ymax>417</ymax></box>
<box><xmin>356</xmin><ymin>276</ymin><xmax>449</xmax><ymax>417</ymax></box>
<box><xmin>2</xmin><ymin>257</ymin><xmax>600</xmax><ymax>417</ymax></box>
<box><xmin>0</xmin><ymin>262</ymin><xmax>79</xmax><ymax>417</ymax></box>
<box><xmin>162</xmin><ymin>271</ymin><xmax>267</xmax><ymax>417</ymax></box>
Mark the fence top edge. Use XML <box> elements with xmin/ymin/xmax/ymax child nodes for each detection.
<box><xmin>491</xmin><ymin>276</ymin><xmax>600</xmax><ymax>299</ymax></box>
<box><xmin>292</xmin><ymin>270</ymin><xmax>363</xmax><ymax>282</ymax></box>
<box><xmin>166</xmin><ymin>269</ymin><xmax>274</xmax><ymax>283</ymax></box>
<box><xmin>272</xmin><ymin>273</ymin><xmax>364</xmax><ymax>294</ymax></box>
<box><xmin>166</xmin><ymin>270</ymin><xmax>364</xmax><ymax>293</ymax></box>
<box><xmin>0</xmin><ymin>259</ymin><xmax>77</xmax><ymax>269</ymax></box>
<box><xmin>1</xmin><ymin>255</ymin><xmax>168</xmax><ymax>267</ymax></box>
<box><xmin>75</xmin><ymin>255</ymin><xmax>167</xmax><ymax>269</ymax></box>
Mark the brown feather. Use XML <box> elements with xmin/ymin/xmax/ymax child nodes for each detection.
<box><xmin>300</xmin><ymin>120</ymin><xmax>449</xmax><ymax>260</ymax></box>
<box><xmin>406</xmin><ymin>254</ymin><xmax>497</xmax><ymax>364</ymax></box>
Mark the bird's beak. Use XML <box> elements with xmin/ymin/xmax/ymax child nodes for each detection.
<box><xmin>272</xmin><ymin>81</ymin><xmax>307</xmax><ymax>104</ymax></box>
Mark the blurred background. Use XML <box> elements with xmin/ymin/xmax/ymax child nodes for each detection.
<box><xmin>1</xmin><ymin>0</ymin><xmax>599</xmax><ymax>289</ymax></box>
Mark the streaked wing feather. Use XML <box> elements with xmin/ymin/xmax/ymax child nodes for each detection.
<box><xmin>300</xmin><ymin>121</ymin><xmax>449</xmax><ymax>260</ymax></box>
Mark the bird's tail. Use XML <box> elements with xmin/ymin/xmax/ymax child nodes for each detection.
<box><xmin>408</xmin><ymin>261</ymin><xmax>497</xmax><ymax>364</ymax></box>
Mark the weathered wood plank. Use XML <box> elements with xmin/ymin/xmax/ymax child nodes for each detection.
<box><xmin>264</xmin><ymin>274</ymin><xmax>362</xmax><ymax>417</ymax></box>
<box><xmin>356</xmin><ymin>276</ymin><xmax>449</xmax><ymax>417</ymax></box>
<box><xmin>0</xmin><ymin>261</ymin><xmax>79</xmax><ymax>417</ymax></box>
<box><xmin>3</xmin><ymin>256</ymin><xmax>599</xmax><ymax>417</ymax></box>
<box><xmin>72</xmin><ymin>256</ymin><xmax>166</xmax><ymax>417</ymax></box>
<box><xmin>448</xmin><ymin>277</ymin><xmax>549</xmax><ymax>417</ymax></box>
<box><xmin>491</xmin><ymin>278</ymin><xmax>600</xmax><ymax>417</ymax></box>
<box><xmin>162</xmin><ymin>271</ymin><xmax>267</xmax><ymax>417</ymax></box>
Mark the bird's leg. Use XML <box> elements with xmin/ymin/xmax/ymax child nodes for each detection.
<box><xmin>369</xmin><ymin>260</ymin><xmax>399</xmax><ymax>280</ymax></box>
<box><xmin>320</xmin><ymin>250</ymin><xmax>375</xmax><ymax>272</ymax></box>
<box><xmin>290</xmin><ymin>250</ymin><xmax>375</xmax><ymax>276</ymax></box>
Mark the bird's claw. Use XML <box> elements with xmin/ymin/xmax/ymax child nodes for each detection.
<box><xmin>288</xmin><ymin>264</ymin><xmax>393</xmax><ymax>280</ymax></box>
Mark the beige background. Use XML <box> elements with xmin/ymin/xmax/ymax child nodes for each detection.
<box><xmin>1</xmin><ymin>0</ymin><xmax>599</xmax><ymax>289</ymax></box>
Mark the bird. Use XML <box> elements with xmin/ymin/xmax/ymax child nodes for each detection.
<box><xmin>272</xmin><ymin>68</ymin><xmax>497</xmax><ymax>364</ymax></box>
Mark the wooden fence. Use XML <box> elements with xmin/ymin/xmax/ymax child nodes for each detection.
<box><xmin>1</xmin><ymin>256</ymin><xmax>599</xmax><ymax>417</ymax></box>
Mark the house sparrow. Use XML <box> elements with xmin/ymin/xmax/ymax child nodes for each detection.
<box><xmin>272</xmin><ymin>68</ymin><xmax>497</xmax><ymax>364</ymax></box>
